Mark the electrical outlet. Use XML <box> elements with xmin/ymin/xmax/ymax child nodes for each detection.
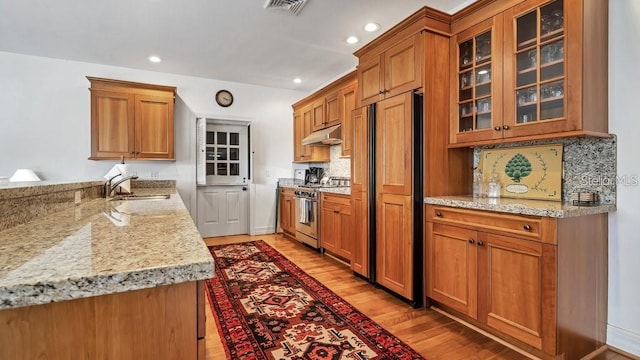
<box><xmin>265</xmin><ymin>169</ymin><xmax>271</xmax><ymax>178</ymax></box>
<box><xmin>74</xmin><ymin>190</ymin><xmax>82</xmax><ymax>205</ymax></box>
<box><xmin>150</xmin><ymin>171</ymin><xmax>159</xmax><ymax>179</ymax></box>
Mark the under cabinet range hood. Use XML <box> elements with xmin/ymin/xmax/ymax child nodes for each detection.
<box><xmin>301</xmin><ymin>124</ymin><xmax>342</xmax><ymax>146</ymax></box>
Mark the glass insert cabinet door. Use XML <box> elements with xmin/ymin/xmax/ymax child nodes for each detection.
<box><xmin>196</xmin><ymin>118</ymin><xmax>250</xmax><ymax>185</ymax></box>
<box><xmin>455</xmin><ymin>23</ymin><xmax>497</xmax><ymax>135</ymax></box>
<box><xmin>513</xmin><ymin>0</ymin><xmax>565</xmax><ymax>124</ymax></box>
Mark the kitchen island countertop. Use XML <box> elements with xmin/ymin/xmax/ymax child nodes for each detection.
<box><xmin>424</xmin><ymin>195</ymin><xmax>615</xmax><ymax>218</ymax></box>
<box><xmin>0</xmin><ymin>188</ymin><xmax>214</xmax><ymax>310</ymax></box>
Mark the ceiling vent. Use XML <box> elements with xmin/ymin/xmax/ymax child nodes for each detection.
<box><xmin>263</xmin><ymin>0</ymin><xmax>309</xmax><ymax>16</ymax></box>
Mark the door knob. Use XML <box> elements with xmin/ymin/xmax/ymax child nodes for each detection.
<box><xmin>242</xmin><ymin>187</ymin><xmax>247</xmax><ymax>191</ymax></box>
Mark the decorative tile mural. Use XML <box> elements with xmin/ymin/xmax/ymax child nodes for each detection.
<box><xmin>479</xmin><ymin>144</ymin><xmax>563</xmax><ymax>200</ymax></box>
<box><xmin>474</xmin><ymin>136</ymin><xmax>617</xmax><ymax>204</ymax></box>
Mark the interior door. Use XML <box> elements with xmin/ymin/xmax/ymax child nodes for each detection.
<box><xmin>197</xmin><ymin>185</ymin><xmax>248</xmax><ymax>237</ymax></box>
<box><xmin>196</xmin><ymin>121</ymin><xmax>250</xmax><ymax>237</ymax></box>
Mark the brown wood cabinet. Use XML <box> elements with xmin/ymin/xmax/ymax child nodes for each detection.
<box><xmin>292</xmin><ymin>104</ymin><xmax>329</xmax><ymax>163</ymax></box>
<box><xmin>350</xmin><ymin>106</ymin><xmax>370</xmax><ymax>277</ymax></box>
<box><xmin>357</xmin><ymin>33</ymin><xmax>423</xmax><ymax>106</ymax></box>
<box><xmin>291</xmin><ymin>71</ymin><xmax>356</xmax><ymax>163</ymax></box>
<box><xmin>320</xmin><ymin>193</ymin><xmax>352</xmax><ymax>261</ymax></box>
<box><xmin>88</xmin><ymin>77</ymin><xmax>176</xmax><ymax>160</ymax></box>
<box><xmin>449</xmin><ymin>0</ymin><xmax>609</xmax><ymax>146</ymax></box>
<box><xmin>374</xmin><ymin>92</ymin><xmax>414</xmax><ymax>300</ymax></box>
<box><xmin>0</xmin><ymin>281</ymin><xmax>202</xmax><ymax>359</ymax></box>
<box><xmin>279</xmin><ymin>187</ymin><xmax>296</xmax><ymax>237</ymax></box>
<box><xmin>339</xmin><ymin>82</ymin><xmax>357</xmax><ymax>157</ymax></box>
<box><xmin>425</xmin><ymin>205</ymin><xmax>608</xmax><ymax>360</ymax></box>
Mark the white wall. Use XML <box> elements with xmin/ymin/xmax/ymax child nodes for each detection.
<box><xmin>0</xmin><ymin>51</ymin><xmax>306</xmax><ymax>232</ymax></box>
<box><xmin>608</xmin><ymin>1</ymin><xmax>640</xmax><ymax>355</ymax></box>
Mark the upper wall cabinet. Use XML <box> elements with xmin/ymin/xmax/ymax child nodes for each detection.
<box><xmin>450</xmin><ymin>16</ymin><xmax>504</xmax><ymax>144</ymax></box>
<box><xmin>291</xmin><ymin>71</ymin><xmax>356</xmax><ymax>163</ymax></box>
<box><xmin>357</xmin><ymin>33</ymin><xmax>423</xmax><ymax>107</ymax></box>
<box><xmin>88</xmin><ymin>77</ymin><xmax>176</xmax><ymax>160</ymax></box>
<box><xmin>450</xmin><ymin>0</ymin><xmax>609</xmax><ymax>146</ymax></box>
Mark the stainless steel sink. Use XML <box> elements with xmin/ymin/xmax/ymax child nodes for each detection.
<box><xmin>110</xmin><ymin>194</ymin><xmax>170</xmax><ymax>201</ymax></box>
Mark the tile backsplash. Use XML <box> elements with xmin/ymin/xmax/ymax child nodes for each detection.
<box><xmin>327</xmin><ymin>144</ymin><xmax>351</xmax><ymax>178</ymax></box>
<box><xmin>473</xmin><ymin>136</ymin><xmax>617</xmax><ymax>204</ymax></box>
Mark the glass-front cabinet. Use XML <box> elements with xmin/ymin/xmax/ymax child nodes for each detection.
<box><xmin>503</xmin><ymin>0</ymin><xmax>571</xmax><ymax>138</ymax></box>
<box><xmin>450</xmin><ymin>16</ymin><xmax>503</xmax><ymax>144</ymax></box>
<box><xmin>450</xmin><ymin>0</ymin><xmax>609</xmax><ymax>146</ymax></box>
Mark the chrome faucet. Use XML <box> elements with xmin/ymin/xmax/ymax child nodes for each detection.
<box><xmin>104</xmin><ymin>174</ymin><xmax>139</xmax><ymax>198</ymax></box>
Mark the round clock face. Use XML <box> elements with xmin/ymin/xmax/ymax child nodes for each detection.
<box><xmin>215</xmin><ymin>90</ymin><xmax>233</xmax><ymax>107</ymax></box>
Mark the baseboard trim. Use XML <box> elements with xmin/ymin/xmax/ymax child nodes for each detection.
<box><xmin>607</xmin><ymin>324</ymin><xmax>640</xmax><ymax>359</ymax></box>
<box><xmin>251</xmin><ymin>226</ymin><xmax>275</xmax><ymax>236</ymax></box>
<box><xmin>431</xmin><ymin>307</ymin><xmax>541</xmax><ymax>360</ymax></box>
<box><xmin>581</xmin><ymin>345</ymin><xmax>610</xmax><ymax>359</ymax></box>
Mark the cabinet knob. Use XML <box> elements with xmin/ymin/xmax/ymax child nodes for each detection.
<box><xmin>468</xmin><ymin>239</ymin><xmax>475</xmax><ymax>244</ymax></box>
<box><xmin>523</xmin><ymin>224</ymin><xmax>532</xmax><ymax>231</ymax></box>
<box><xmin>494</xmin><ymin>126</ymin><xmax>502</xmax><ymax>131</ymax></box>
<box><xmin>379</xmin><ymin>90</ymin><xmax>385</xmax><ymax>95</ymax></box>
<box><xmin>502</xmin><ymin>125</ymin><xmax>510</xmax><ymax>130</ymax></box>
<box><xmin>478</xmin><ymin>240</ymin><xmax>485</xmax><ymax>246</ymax></box>
<box><xmin>435</xmin><ymin>211</ymin><xmax>442</xmax><ymax>217</ymax></box>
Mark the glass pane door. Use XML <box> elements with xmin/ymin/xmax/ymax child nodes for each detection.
<box><xmin>514</xmin><ymin>0</ymin><xmax>565</xmax><ymax>124</ymax></box>
<box><xmin>457</xmin><ymin>30</ymin><xmax>493</xmax><ymax>133</ymax></box>
<box><xmin>204</xmin><ymin>123</ymin><xmax>249</xmax><ymax>184</ymax></box>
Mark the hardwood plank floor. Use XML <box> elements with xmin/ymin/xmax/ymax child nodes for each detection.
<box><xmin>202</xmin><ymin>234</ymin><xmax>635</xmax><ymax>360</ymax></box>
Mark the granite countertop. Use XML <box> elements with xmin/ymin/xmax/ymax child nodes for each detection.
<box><xmin>318</xmin><ymin>187</ymin><xmax>351</xmax><ymax>196</ymax></box>
<box><xmin>0</xmin><ymin>188</ymin><xmax>214</xmax><ymax>310</ymax></box>
<box><xmin>424</xmin><ymin>195</ymin><xmax>616</xmax><ymax>218</ymax></box>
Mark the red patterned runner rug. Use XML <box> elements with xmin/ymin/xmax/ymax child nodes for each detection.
<box><xmin>206</xmin><ymin>240</ymin><xmax>425</xmax><ymax>360</ymax></box>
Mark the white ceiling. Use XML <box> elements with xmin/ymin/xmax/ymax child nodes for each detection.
<box><xmin>0</xmin><ymin>0</ymin><xmax>476</xmax><ymax>92</ymax></box>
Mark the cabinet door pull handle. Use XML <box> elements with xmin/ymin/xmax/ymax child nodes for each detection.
<box><xmin>468</xmin><ymin>239</ymin><xmax>475</xmax><ymax>244</ymax></box>
<box><xmin>523</xmin><ymin>224</ymin><xmax>532</xmax><ymax>231</ymax></box>
<box><xmin>502</xmin><ymin>125</ymin><xmax>510</xmax><ymax>130</ymax></box>
<box><xmin>435</xmin><ymin>211</ymin><xmax>442</xmax><ymax>217</ymax></box>
<box><xmin>494</xmin><ymin>126</ymin><xmax>502</xmax><ymax>131</ymax></box>
<box><xmin>478</xmin><ymin>241</ymin><xmax>484</xmax><ymax>246</ymax></box>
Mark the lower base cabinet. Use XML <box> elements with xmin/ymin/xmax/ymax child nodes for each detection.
<box><xmin>320</xmin><ymin>193</ymin><xmax>352</xmax><ymax>261</ymax></box>
<box><xmin>0</xmin><ymin>281</ymin><xmax>204</xmax><ymax>360</ymax></box>
<box><xmin>279</xmin><ymin>188</ymin><xmax>296</xmax><ymax>238</ymax></box>
<box><xmin>425</xmin><ymin>205</ymin><xmax>608</xmax><ymax>360</ymax></box>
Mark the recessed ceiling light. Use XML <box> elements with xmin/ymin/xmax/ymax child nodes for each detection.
<box><xmin>345</xmin><ymin>36</ymin><xmax>359</xmax><ymax>45</ymax></box>
<box><xmin>148</xmin><ymin>55</ymin><xmax>162</xmax><ymax>63</ymax></box>
<box><xmin>293</xmin><ymin>78</ymin><xmax>302</xmax><ymax>84</ymax></box>
<box><xmin>364</xmin><ymin>22</ymin><xmax>380</xmax><ymax>32</ymax></box>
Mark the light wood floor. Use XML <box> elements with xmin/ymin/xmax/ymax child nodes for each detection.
<box><xmin>202</xmin><ymin>234</ymin><xmax>635</xmax><ymax>360</ymax></box>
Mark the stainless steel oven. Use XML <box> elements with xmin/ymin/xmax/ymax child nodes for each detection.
<box><xmin>294</xmin><ymin>187</ymin><xmax>319</xmax><ymax>248</ymax></box>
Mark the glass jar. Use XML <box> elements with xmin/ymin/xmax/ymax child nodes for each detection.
<box><xmin>487</xmin><ymin>175</ymin><xmax>501</xmax><ymax>198</ymax></box>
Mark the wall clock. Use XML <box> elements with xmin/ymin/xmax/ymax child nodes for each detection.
<box><xmin>215</xmin><ymin>89</ymin><xmax>234</xmax><ymax>107</ymax></box>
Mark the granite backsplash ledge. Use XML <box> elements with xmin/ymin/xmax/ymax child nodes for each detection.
<box><xmin>473</xmin><ymin>136</ymin><xmax>617</xmax><ymax>204</ymax></box>
<box><xmin>0</xmin><ymin>179</ymin><xmax>176</xmax><ymax>231</ymax></box>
